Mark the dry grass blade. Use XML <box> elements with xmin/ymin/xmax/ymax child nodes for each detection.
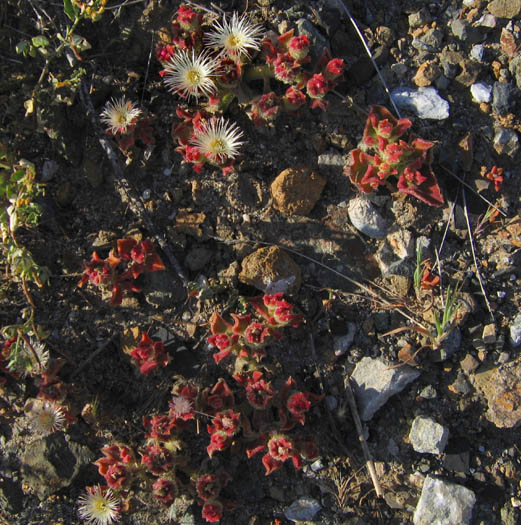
<box><xmin>462</xmin><ymin>188</ymin><xmax>494</xmax><ymax>320</ymax></box>
<box><xmin>329</xmin><ymin>0</ymin><xmax>402</xmax><ymax>118</ymax></box>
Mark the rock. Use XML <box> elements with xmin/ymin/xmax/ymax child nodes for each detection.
<box><xmin>317</xmin><ymin>152</ymin><xmax>347</xmax><ymax>177</ymax></box>
<box><xmin>443</xmin><ymin>451</ymin><xmax>470</xmax><ymax>473</ymax></box>
<box><xmin>21</xmin><ymin>433</ymin><xmax>94</xmax><ymax>500</ymax></box>
<box><xmin>271</xmin><ymin>167</ymin><xmax>326</xmax><ymax>216</ymax></box>
<box><xmin>450</xmin><ymin>19</ymin><xmax>483</xmax><ymax>43</ymax></box>
<box><xmin>470</xmin><ymin>44</ymin><xmax>484</xmax><ymax>62</ymax></box>
<box><xmin>333</xmin><ymin>322</ymin><xmax>357</xmax><ymax>356</ymax></box>
<box><xmin>455</xmin><ymin>60</ymin><xmax>482</xmax><ymax>87</ymax></box>
<box><xmin>41</xmin><ymin>160</ymin><xmax>59</xmax><ymax>182</ymax></box>
<box><xmin>482</xmin><ymin>323</ymin><xmax>496</xmax><ymax>344</ymax></box>
<box><xmin>500</xmin><ymin>27</ymin><xmax>518</xmax><ymax>57</ymax></box>
<box><xmin>351</xmin><ymin>357</ymin><xmax>421</xmax><ymax>421</ymax></box>
<box><xmin>510</xmin><ymin>313</ymin><xmax>521</xmax><ymax>346</ymax></box>
<box><xmin>509</xmin><ymin>54</ymin><xmax>521</xmax><ymax>89</ymax></box>
<box><xmin>419</xmin><ymin>385</ymin><xmax>437</xmax><ymax>399</ymax></box>
<box><xmin>409</xmin><ymin>416</ymin><xmax>449</xmax><ymax>454</ymax></box>
<box><xmin>144</xmin><ymin>272</ymin><xmax>186</xmax><ymax>308</ymax></box>
<box><xmin>239</xmin><ymin>246</ymin><xmax>301</xmax><ymax>293</ymax></box>
<box><xmin>477</xmin><ymin>13</ymin><xmax>497</xmax><ymax>27</ymax></box>
<box><xmin>487</xmin><ymin>0</ymin><xmax>521</xmax><ymax>18</ymax></box>
<box><xmin>431</xmin><ymin>327</ymin><xmax>462</xmax><ymax>361</ymax></box>
<box><xmin>347</xmin><ymin>196</ymin><xmax>387</xmax><ymax>238</ymax></box>
<box><xmin>492</xmin><ymin>82</ymin><xmax>515</xmax><ymax>115</ymax></box>
<box><xmin>413</xmin><ymin>476</ymin><xmax>476</xmax><ymax>525</ymax></box>
<box><xmin>493</xmin><ymin>127</ymin><xmax>519</xmax><ymax>158</ymax></box>
<box><xmin>473</xmin><ymin>359</ymin><xmax>521</xmax><ymax>428</ymax></box>
<box><xmin>408</xmin><ymin>8</ymin><xmax>431</xmax><ymax>28</ymax></box>
<box><xmin>391</xmin><ymin>87</ymin><xmax>450</xmax><ymax>120</ymax></box>
<box><xmin>460</xmin><ymin>353</ymin><xmax>479</xmax><ymax>374</ymax></box>
<box><xmin>376</xmin><ymin>240</ymin><xmax>413</xmax><ymax>277</ymax></box>
<box><xmin>414</xmin><ymin>29</ymin><xmax>444</xmax><ymax>52</ymax></box>
<box><xmin>284</xmin><ymin>497</ymin><xmax>322</xmax><ymax>522</ymax></box>
<box><xmin>470</xmin><ymin>82</ymin><xmax>492</xmax><ymax>103</ymax></box>
<box><xmin>184</xmin><ymin>246</ymin><xmax>213</xmax><ymax>272</ymax></box>
<box><xmin>413</xmin><ymin>61</ymin><xmax>441</xmax><ymax>87</ymax></box>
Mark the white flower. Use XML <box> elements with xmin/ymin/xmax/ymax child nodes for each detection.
<box><xmin>78</xmin><ymin>485</ymin><xmax>120</xmax><ymax>525</ymax></box>
<box><xmin>163</xmin><ymin>50</ymin><xmax>217</xmax><ymax>99</ymax></box>
<box><xmin>170</xmin><ymin>395</ymin><xmax>193</xmax><ymax>419</ymax></box>
<box><xmin>192</xmin><ymin>118</ymin><xmax>244</xmax><ymax>164</ymax></box>
<box><xmin>25</xmin><ymin>398</ymin><xmax>66</xmax><ymax>435</ymax></box>
<box><xmin>205</xmin><ymin>12</ymin><xmax>263</xmax><ymax>60</ymax></box>
<box><xmin>100</xmin><ymin>97</ymin><xmax>142</xmax><ymax>135</ymax></box>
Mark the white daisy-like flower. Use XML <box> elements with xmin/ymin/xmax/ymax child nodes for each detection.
<box><xmin>25</xmin><ymin>398</ymin><xmax>66</xmax><ymax>435</ymax></box>
<box><xmin>191</xmin><ymin>117</ymin><xmax>245</xmax><ymax>164</ymax></box>
<box><xmin>170</xmin><ymin>395</ymin><xmax>193</xmax><ymax>419</ymax></box>
<box><xmin>78</xmin><ymin>485</ymin><xmax>120</xmax><ymax>525</ymax></box>
<box><xmin>163</xmin><ymin>49</ymin><xmax>217</xmax><ymax>99</ymax></box>
<box><xmin>205</xmin><ymin>12</ymin><xmax>263</xmax><ymax>60</ymax></box>
<box><xmin>100</xmin><ymin>97</ymin><xmax>142</xmax><ymax>135</ymax></box>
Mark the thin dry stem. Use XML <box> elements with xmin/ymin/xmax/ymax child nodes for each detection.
<box><xmin>462</xmin><ymin>188</ymin><xmax>494</xmax><ymax>320</ymax></box>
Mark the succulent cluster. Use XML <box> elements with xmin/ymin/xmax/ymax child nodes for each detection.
<box><xmin>81</xmin><ymin>294</ymin><xmax>322</xmax><ymax>523</ymax></box>
<box><xmin>78</xmin><ymin>238</ymin><xmax>165</xmax><ymax>305</ymax></box>
<box><xmin>345</xmin><ymin>105</ymin><xmax>444</xmax><ymax>207</ymax></box>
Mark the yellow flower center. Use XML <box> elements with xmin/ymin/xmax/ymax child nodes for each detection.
<box><xmin>226</xmin><ymin>34</ymin><xmax>241</xmax><ymax>50</ymax></box>
<box><xmin>210</xmin><ymin>138</ymin><xmax>226</xmax><ymax>153</ymax></box>
<box><xmin>187</xmin><ymin>69</ymin><xmax>201</xmax><ymax>85</ymax></box>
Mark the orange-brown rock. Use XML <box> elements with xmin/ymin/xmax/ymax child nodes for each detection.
<box><xmin>271</xmin><ymin>167</ymin><xmax>326</xmax><ymax>215</ymax></box>
<box><xmin>239</xmin><ymin>246</ymin><xmax>301</xmax><ymax>293</ymax></box>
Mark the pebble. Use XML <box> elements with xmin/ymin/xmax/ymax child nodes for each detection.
<box><xmin>509</xmin><ymin>54</ymin><xmax>521</xmax><ymax>89</ymax></box>
<box><xmin>493</xmin><ymin>127</ymin><xmax>519</xmax><ymax>157</ymax></box>
<box><xmin>477</xmin><ymin>14</ymin><xmax>497</xmax><ymax>28</ymax></box>
<box><xmin>351</xmin><ymin>357</ymin><xmax>420</xmax><ymax>421</ymax></box>
<box><xmin>470</xmin><ymin>82</ymin><xmax>492</xmax><ymax>103</ymax></box>
<box><xmin>41</xmin><ymin>160</ymin><xmax>59</xmax><ymax>182</ymax></box>
<box><xmin>408</xmin><ymin>8</ymin><xmax>431</xmax><ymax>28</ymax></box>
<box><xmin>347</xmin><ymin>196</ymin><xmax>387</xmax><ymax>238</ymax></box>
<box><xmin>487</xmin><ymin>0</ymin><xmax>521</xmax><ymax>18</ymax></box>
<box><xmin>409</xmin><ymin>416</ymin><xmax>449</xmax><ymax>454</ymax></box>
<box><xmin>317</xmin><ymin>152</ymin><xmax>346</xmax><ymax>176</ymax></box>
<box><xmin>473</xmin><ymin>359</ymin><xmax>521</xmax><ymax>428</ymax></box>
<box><xmin>391</xmin><ymin>87</ymin><xmax>450</xmax><ymax>120</ymax></box>
<box><xmin>510</xmin><ymin>313</ymin><xmax>521</xmax><ymax>346</ymax></box>
<box><xmin>419</xmin><ymin>385</ymin><xmax>437</xmax><ymax>399</ymax></box>
<box><xmin>284</xmin><ymin>497</ymin><xmax>322</xmax><ymax>522</ymax></box>
<box><xmin>470</xmin><ymin>44</ymin><xmax>484</xmax><ymax>62</ymax></box>
<box><xmin>482</xmin><ymin>323</ymin><xmax>496</xmax><ymax>344</ymax></box>
<box><xmin>492</xmin><ymin>81</ymin><xmax>515</xmax><ymax>115</ymax></box>
<box><xmin>413</xmin><ymin>476</ymin><xmax>476</xmax><ymax>525</ymax></box>
<box><xmin>451</xmin><ymin>19</ymin><xmax>483</xmax><ymax>43</ymax></box>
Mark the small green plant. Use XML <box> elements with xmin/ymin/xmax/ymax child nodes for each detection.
<box><xmin>433</xmin><ymin>284</ymin><xmax>461</xmax><ymax>341</ymax></box>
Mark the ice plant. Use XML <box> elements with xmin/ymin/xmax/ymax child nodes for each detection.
<box><xmin>481</xmin><ymin>164</ymin><xmax>504</xmax><ymax>192</ymax></box>
<box><xmin>191</xmin><ymin>117</ymin><xmax>244</xmax><ymax>167</ymax></box>
<box><xmin>129</xmin><ymin>331</ymin><xmax>169</xmax><ymax>375</ymax></box>
<box><xmin>205</xmin><ymin>12</ymin><xmax>263</xmax><ymax>60</ymax></box>
<box><xmin>77</xmin><ymin>485</ymin><xmax>120</xmax><ymax>525</ymax></box>
<box><xmin>346</xmin><ymin>105</ymin><xmax>444</xmax><ymax>207</ymax></box>
<box><xmin>25</xmin><ymin>398</ymin><xmax>66</xmax><ymax>434</ymax></box>
<box><xmin>163</xmin><ymin>49</ymin><xmax>217</xmax><ymax>99</ymax></box>
<box><xmin>100</xmin><ymin>97</ymin><xmax>142</xmax><ymax>135</ymax></box>
<box><xmin>95</xmin><ymin>444</ymin><xmax>135</xmax><ymax>489</ymax></box>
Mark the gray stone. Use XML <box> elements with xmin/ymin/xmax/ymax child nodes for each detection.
<box><xmin>144</xmin><ymin>271</ymin><xmax>186</xmax><ymax>308</ymax></box>
<box><xmin>443</xmin><ymin>451</ymin><xmax>470</xmax><ymax>473</ymax></box>
<box><xmin>492</xmin><ymin>82</ymin><xmax>515</xmax><ymax>115</ymax></box>
<box><xmin>21</xmin><ymin>433</ymin><xmax>94</xmax><ymax>500</ymax></box>
<box><xmin>391</xmin><ymin>87</ymin><xmax>450</xmax><ymax>120</ymax></box>
<box><xmin>470</xmin><ymin>44</ymin><xmax>484</xmax><ymax>62</ymax></box>
<box><xmin>419</xmin><ymin>28</ymin><xmax>444</xmax><ymax>51</ymax></box>
<box><xmin>317</xmin><ymin>152</ymin><xmax>347</xmax><ymax>176</ymax></box>
<box><xmin>441</xmin><ymin>60</ymin><xmax>459</xmax><ymax>80</ymax></box>
<box><xmin>419</xmin><ymin>385</ymin><xmax>437</xmax><ymax>399</ymax></box>
<box><xmin>477</xmin><ymin>14</ymin><xmax>497</xmax><ymax>27</ymax></box>
<box><xmin>409</xmin><ymin>416</ymin><xmax>449</xmax><ymax>454</ymax></box>
<box><xmin>284</xmin><ymin>497</ymin><xmax>322</xmax><ymax>522</ymax></box>
<box><xmin>413</xmin><ymin>476</ymin><xmax>476</xmax><ymax>525</ymax></box>
<box><xmin>351</xmin><ymin>357</ymin><xmax>421</xmax><ymax>421</ymax></box>
<box><xmin>409</xmin><ymin>8</ymin><xmax>432</xmax><ymax>28</ymax></box>
<box><xmin>41</xmin><ymin>160</ymin><xmax>59</xmax><ymax>182</ymax></box>
<box><xmin>493</xmin><ymin>127</ymin><xmax>519</xmax><ymax>158</ymax></box>
<box><xmin>431</xmin><ymin>327</ymin><xmax>462</xmax><ymax>362</ymax></box>
<box><xmin>510</xmin><ymin>313</ymin><xmax>521</xmax><ymax>346</ymax></box>
<box><xmin>376</xmin><ymin>241</ymin><xmax>414</xmax><ymax>277</ymax></box>
<box><xmin>470</xmin><ymin>82</ymin><xmax>492</xmax><ymax>103</ymax></box>
<box><xmin>509</xmin><ymin>54</ymin><xmax>521</xmax><ymax>89</ymax></box>
<box><xmin>347</xmin><ymin>196</ymin><xmax>387</xmax><ymax>238</ymax></box>
<box><xmin>333</xmin><ymin>322</ymin><xmax>357</xmax><ymax>356</ymax></box>
<box><xmin>450</xmin><ymin>19</ymin><xmax>483</xmax><ymax>43</ymax></box>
